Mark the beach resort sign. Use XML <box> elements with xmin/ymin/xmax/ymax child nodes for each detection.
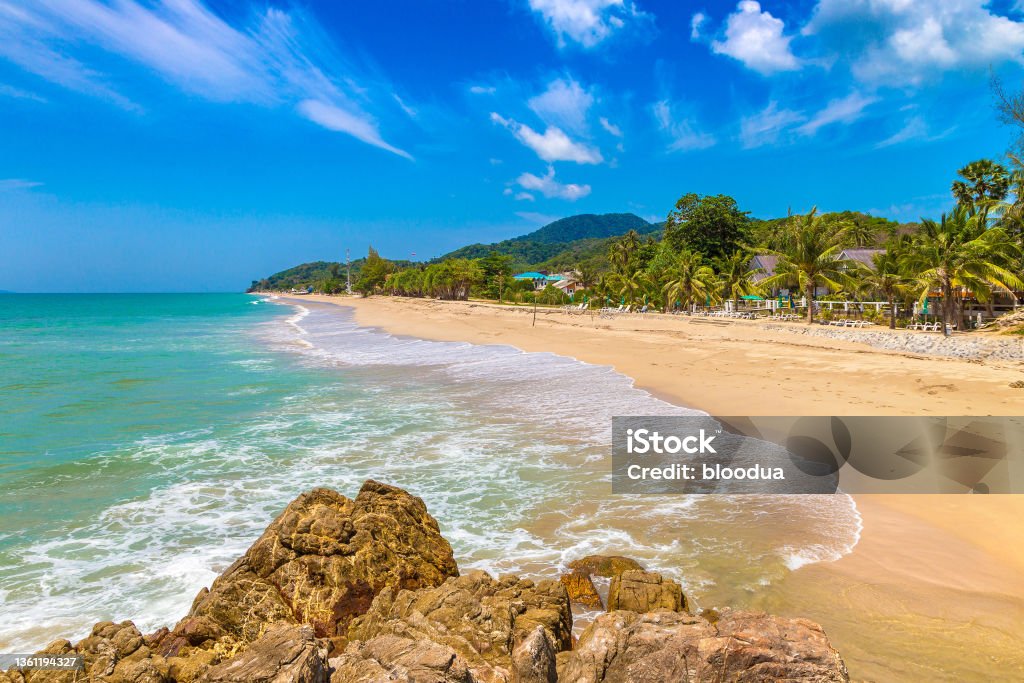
<box><xmin>611</xmin><ymin>416</ymin><xmax>1024</xmax><ymax>494</ymax></box>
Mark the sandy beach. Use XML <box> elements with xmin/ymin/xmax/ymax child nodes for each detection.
<box><xmin>297</xmin><ymin>294</ymin><xmax>1024</xmax><ymax>682</ymax></box>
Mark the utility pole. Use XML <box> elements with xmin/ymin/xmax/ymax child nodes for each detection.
<box><xmin>345</xmin><ymin>249</ymin><xmax>351</xmax><ymax>294</ymax></box>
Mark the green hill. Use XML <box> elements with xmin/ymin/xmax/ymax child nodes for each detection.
<box><xmin>512</xmin><ymin>212</ymin><xmax>651</xmax><ymax>244</ymax></box>
<box><xmin>440</xmin><ymin>213</ymin><xmax>654</xmax><ymax>268</ymax></box>
<box><xmin>250</xmin><ymin>208</ymin><xmax>912</xmax><ymax>292</ymax></box>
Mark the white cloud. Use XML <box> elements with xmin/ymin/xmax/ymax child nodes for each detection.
<box><xmin>599</xmin><ymin>116</ymin><xmax>623</xmax><ymax>137</ymax></box>
<box><xmin>516</xmin><ymin>166</ymin><xmax>591</xmax><ymax>200</ymax></box>
<box><xmin>711</xmin><ymin>1</ymin><xmax>800</xmax><ymax>75</ymax></box>
<box><xmin>298</xmin><ymin>100</ymin><xmax>412</xmax><ymax>159</ymax></box>
<box><xmin>0</xmin><ymin>178</ymin><xmax>43</xmax><ymax>191</ymax></box>
<box><xmin>393</xmin><ymin>94</ymin><xmax>417</xmax><ymax>119</ymax></box>
<box><xmin>0</xmin><ymin>0</ymin><xmax>411</xmax><ymax>157</ymax></box>
<box><xmin>874</xmin><ymin>116</ymin><xmax>954</xmax><ymax>148</ymax></box>
<box><xmin>528</xmin><ymin>77</ymin><xmax>594</xmax><ymax>134</ymax></box>
<box><xmin>653</xmin><ymin>100</ymin><xmax>716</xmax><ymax>151</ymax></box>
<box><xmin>528</xmin><ymin>0</ymin><xmax>648</xmax><ymax>48</ymax></box>
<box><xmin>805</xmin><ymin>0</ymin><xmax>1024</xmax><ymax>85</ymax></box>
<box><xmin>0</xmin><ymin>82</ymin><xmax>46</xmax><ymax>102</ymax></box>
<box><xmin>690</xmin><ymin>12</ymin><xmax>706</xmax><ymax>40</ymax></box>
<box><xmin>514</xmin><ymin>192</ymin><xmax>536</xmax><ymax>201</ymax></box>
<box><xmin>797</xmin><ymin>92</ymin><xmax>877</xmax><ymax>136</ymax></box>
<box><xmin>491</xmin><ymin>112</ymin><xmax>603</xmax><ymax>163</ymax></box>
<box><xmin>469</xmin><ymin>85</ymin><xmax>496</xmax><ymax>94</ymax></box>
<box><xmin>739</xmin><ymin>101</ymin><xmax>805</xmax><ymax>148</ymax></box>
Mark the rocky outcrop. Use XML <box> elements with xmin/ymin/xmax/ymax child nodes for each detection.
<box><xmin>0</xmin><ymin>621</ymin><xmax>171</xmax><ymax>683</ymax></box>
<box><xmin>160</xmin><ymin>481</ymin><xmax>458</xmax><ymax>656</ymax></box>
<box><xmin>558</xmin><ymin>572</ymin><xmax>602</xmax><ymax>609</ymax></box>
<box><xmin>565</xmin><ymin>555</ymin><xmax>643</xmax><ymax>578</ymax></box>
<box><xmin>7</xmin><ymin>483</ymin><xmax>849</xmax><ymax>683</ymax></box>
<box><xmin>606</xmin><ymin>570</ymin><xmax>686</xmax><ymax>613</ymax></box>
<box><xmin>199</xmin><ymin>625</ymin><xmax>330</xmax><ymax>682</ymax></box>
<box><xmin>557</xmin><ymin>609</ymin><xmax>849</xmax><ymax>683</ymax></box>
<box><xmin>333</xmin><ymin>570</ymin><xmax>572</xmax><ymax>681</ymax></box>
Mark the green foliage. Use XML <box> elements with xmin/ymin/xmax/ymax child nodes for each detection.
<box><xmin>757</xmin><ymin>209</ymin><xmax>856</xmax><ymax>323</ymax></box>
<box><xmin>662</xmin><ymin>250</ymin><xmax>718</xmax><ymax>312</ymax></box>
<box><xmin>904</xmin><ymin>206</ymin><xmax>1022</xmax><ymax>335</ymax></box>
<box><xmin>511</xmin><ymin>212</ymin><xmax>650</xmax><ymax>245</ymax></box>
<box><xmin>477</xmin><ymin>251</ymin><xmax>515</xmax><ymax>301</ymax></box>
<box><xmin>421</xmin><ymin>258</ymin><xmax>483</xmax><ymax>300</ymax></box>
<box><xmin>951</xmin><ymin>159</ymin><xmax>1010</xmax><ymax>208</ymax></box>
<box><xmin>716</xmin><ymin>250</ymin><xmax>761</xmax><ymax>306</ymax></box>
<box><xmin>354</xmin><ymin>246</ymin><xmax>395</xmax><ymax>296</ymax></box>
<box><xmin>664</xmin><ymin>193</ymin><xmax>750</xmax><ymax>260</ymax></box>
<box><xmin>255</xmin><ymin>261</ymin><xmax>340</xmax><ymax>292</ymax></box>
<box><xmin>440</xmin><ymin>213</ymin><xmax>654</xmax><ymax>271</ymax></box>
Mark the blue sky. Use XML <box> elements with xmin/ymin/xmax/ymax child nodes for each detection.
<box><xmin>1</xmin><ymin>0</ymin><xmax>1023</xmax><ymax>291</ymax></box>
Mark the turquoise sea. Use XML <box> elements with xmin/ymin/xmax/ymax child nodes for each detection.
<box><xmin>0</xmin><ymin>293</ymin><xmax>860</xmax><ymax>650</ymax></box>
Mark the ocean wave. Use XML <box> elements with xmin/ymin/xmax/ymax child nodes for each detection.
<box><xmin>0</xmin><ymin>297</ymin><xmax>862</xmax><ymax>652</ymax></box>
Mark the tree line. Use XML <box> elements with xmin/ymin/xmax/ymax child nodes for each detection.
<box><xmin>341</xmin><ymin>157</ymin><xmax>1021</xmax><ymax>336</ymax></box>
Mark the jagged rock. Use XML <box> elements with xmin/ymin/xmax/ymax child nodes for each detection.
<box><xmin>340</xmin><ymin>570</ymin><xmax>573</xmax><ymax>681</ymax></box>
<box><xmin>6</xmin><ymin>484</ymin><xmax>851</xmax><ymax>683</ymax></box>
<box><xmin>329</xmin><ymin>635</ymin><xmax>473</xmax><ymax>682</ymax></box>
<box><xmin>559</xmin><ymin>572</ymin><xmax>602</xmax><ymax>609</ymax></box>
<box><xmin>7</xmin><ymin>621</ymin><xmax>171</xmax><ymax>683</ymax></box>
<box><xmin>161</xmin><ymin>481</ymin><xmax>458</xmax><ymax>655</ymax></box>
<box><xmin>556</xmin><ymin>609</ymin><xmax>849</xmax><ymax>683</ymax></box>
<box><xmin>510</xmin><ymin>626</ymin><xmax>557</xmax><ymax>683</ymax></box>
<box><xmin>566</xmin><ymin>555</ymin><xmax>644</xmax><ymax>578</ymax></box>
<box><xmin>606</xmin><ymin>570</ymin><xmax>685</xmax><ymax>613</ymax></box>
<box><xmin>199</xmin><ymin>625</ymin><xmax>329</xmax><ymax>683</ymax></box>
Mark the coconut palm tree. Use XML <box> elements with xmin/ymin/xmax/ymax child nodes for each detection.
<box><xmin>717</xmin><ymin>250</ymin><xmax>761</xmax><ymax>310</ymax></box>
<box><xmin>839</xmin><ymin>219</ymin><xmax>880</xmax><ymax>248</ymax></box>
<box><xmin>757</xmin><ymin>209</ymin><xmax>855</xmax><ymax>324</ymax></box>
<box><xmin>662</xmin><ymin>250</ymin><xmax>718</xmax><ymax>312</ymax></box>
<box><xmin>609</xmin><ymin>230</ymin><xmax>642</xmax><ymax>275</ymax></box>
<box><xmin>858</xmin><ymin>249</ymin><xmax>910</xmax><ymax>329</ymax></box>
<box><xmin>905</xmin><ymin>207</ymin><xmax>1022</xmax><ymax>336</ymax></box>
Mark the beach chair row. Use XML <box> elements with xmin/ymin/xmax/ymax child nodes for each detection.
<box><xmin>907</xmin><ymin>321</ymin><xmax>941</xmax><ymax>331</ymax></box>
<box><xmin>826</xmin><ymin>319</ymin><xmax>875</xmax><ymax>328</ymax></box>
<box><xmin>596</xmin><ymin>304</ymin><xmax>652</xmax><ymax>317</ymax></box>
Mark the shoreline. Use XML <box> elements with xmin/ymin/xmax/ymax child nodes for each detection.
<box><xmin>281</xmin><ymin>293</ymin><xmax>1024</xmax><ymax>682</ymax></box>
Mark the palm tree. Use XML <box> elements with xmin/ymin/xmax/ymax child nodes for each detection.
<box><xmin>662</xmin><ymin>250</ymin><xmax>717</xmax><ymax>312</ymax></box>
<box><xmin>952</xmin><ymin>159</ymin><xmax>1010</xmax><ymax>208</ymax></box>
<box><xmin>757</xmin><ymin>209</ymin><xmax>855</xmax><ymax>324</ymax></box>
<box><xmin>574</xmin><ymin>263</ymin><xmax>597</xmax><ymax>291</ymax></box>
<box><xmin>905</xmin><ymin>207</ymin><xmax>1022</xmax><ymax>336</ymax></box>
<box><xmin>859</xmin><ymin>249</ymin><xmax>909</xmax><ymax>329</ymax></box>
<box><xmin>609</xmin><ymin>230</ymin><xmax>642</xmax><ymax>275</ymax></box>
<box><xmin>840</xmin><ymin>219</ymin><xmax>879</xmax><ymax>248</ymax></box>
<box><xmin>717</xmin><ymin>250</ymin><xmax>761</xmax><ymax>310</ymax></box>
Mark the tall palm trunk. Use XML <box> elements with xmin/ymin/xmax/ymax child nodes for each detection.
<box><xmin>888</xmin><ymin>295</ymin><xmax>896</xmax><ymax>329</ymax></box>
<box><xmin>941</xmin><ymin>280</ymin><xmax>953</xmax><ymax>337</ymax></box>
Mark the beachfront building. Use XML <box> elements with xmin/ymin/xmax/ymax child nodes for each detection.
<box><xmin>513</xmin><ymin>272</ymin><xmax>565</xmax><ymax>291</ymax></box>
<box><xmin>837</xmin><ymin>248</ymin><xmax>884</xmax><ymax>270</ymax></box>
<box><xmin>553</xmin><ymin>278</ymin><xmax>579</xmax><ymax>297</ymax></box>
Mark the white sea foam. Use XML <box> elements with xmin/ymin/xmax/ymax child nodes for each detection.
<box><xmin>0</xmin><ymin>299</ymin><xmax>863</xmax><ymax>652</ymax></box>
